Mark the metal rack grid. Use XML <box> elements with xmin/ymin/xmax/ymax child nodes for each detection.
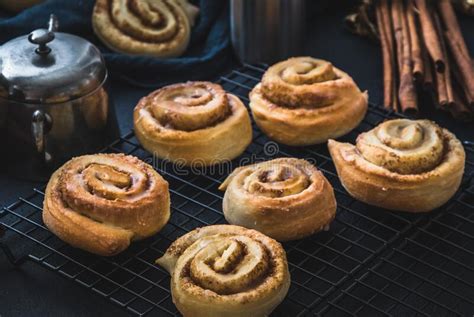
<box><xmin>1</xmin><ymin>64</ymin><xmax>473</xmax><ymax>316</ymax></box>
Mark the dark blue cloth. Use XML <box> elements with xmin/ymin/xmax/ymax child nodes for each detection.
<box><xmin>0</xmin><ymin>0</ymin><xmax>232</xmax><ymax>87</ymax></box>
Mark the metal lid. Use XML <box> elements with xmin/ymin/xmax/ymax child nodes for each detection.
<box><xmin>0</xmin><ymin>14</ymin><xmax>107</xmax><ymax>104</ymax></box>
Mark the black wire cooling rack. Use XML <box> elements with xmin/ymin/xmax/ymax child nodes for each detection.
<box><xmin>1</xmin><ymin>64</ymin><xmax>473</xmax><ymax>316</ymax></box>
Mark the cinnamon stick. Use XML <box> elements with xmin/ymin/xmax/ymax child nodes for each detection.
<box><xmin>433</xmin><ymin>10</ymin><xmax>454</xmax><ymax>109</ymax></box>
<box><xmin>415</xmin><ymin>0</ymin><xmax>445</xmax><ymax>72</ymax></box>
<box><xmin>435</xmin><ymin>62</ymin><xmax>448</xmax><ymax>108</ymax></box>
<box><xmin>380</xmin><ymin>0</ymin><xmax>398</xmax><ymax>111</ymax></box>
<box><xmin>452</xmin><ymin>59</ymin><xmax>474</xmax><ymax>109</ymax></box>
<box><xmin>392</xmin><ymin>1</ymin><xmax>403</xmax><ymax>73</ymax></box>
<box><xmin>421</xmin><ymin>42</ymin><xmax>434</xmax><ymax>91</ymax></box>
<box><xmin>438</xmin><ymin>0</ymin><xmax>471</xmax><ymax>61</ymax></box>
<box><xmin>392</xmin><ymin>0</ymin><xmax>418</xmax><ymax>114</ymax></box>
<box><xmin>444</xmin><ymin>32</ymin><xmax>474</xmax><ymax>102</ymax></box>
<box><xmin>391</xmin><ymin>80</ymin><xmax>399</xmax><ymax>112</ymax></box>
<box><xmin>375</xmin><ymin>0</ymin><xmax>393</xmax><ymax>110</ymax></box>
<box><xmin>451</xmin><ymin>85</ymin><xmax>473</xmax><ymax>121</ymax></box>
<box><xmin>406</xmin><ymin>0</ymin><xmax>423</xmax><ymax>82</ymax></box>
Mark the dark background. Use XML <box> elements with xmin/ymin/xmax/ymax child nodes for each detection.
<box><xmin>0</xmin><ymin>2</ymin><xmax>473</xmax><ymax>316</ymax></box>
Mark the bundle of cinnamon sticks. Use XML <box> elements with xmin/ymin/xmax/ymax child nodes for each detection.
<box><xmin>375</xmin><ymin>0</ymin><xmax>474</xmax><ymax>121</ymax></box>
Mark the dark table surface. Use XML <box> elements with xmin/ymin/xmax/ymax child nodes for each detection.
<box><xmin>1</xmin><ymin>4</ymin><xmax>473</xmax><ymax>317</ymax></box>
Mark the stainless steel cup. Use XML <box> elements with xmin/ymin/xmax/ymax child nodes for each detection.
<box><xmin>230</xmin><ymin>0</ymin><xmax>306</xmax><ymax>64</ymax></box>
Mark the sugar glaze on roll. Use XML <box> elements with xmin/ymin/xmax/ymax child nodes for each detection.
<box><xmin>134</xmin><ymin>81</ymin><xmax>252</xmax><ymax>166</ymax></box>
<box><xmin>156</xmin><ymin>225</ymin><xmax>290</xmax><ymax>317</ymax></box>
<box><xmin>328</xmin><ymin>119</ymin><xmax>465</xmax><ymax>212</ymax></box>
<box><xmin>43</xmin><ymin>154</ymin><xmax>170</xmax><ymax>256</ymax></box>
<box><xmin>249</xmin><ymin>57</ymin><xmax>368</xmax><ymax>145</ymax></box>
<box><xmin>219</xmin><ymin>158</ymin><xmax>337</xmax><ymax>241</ymax></box>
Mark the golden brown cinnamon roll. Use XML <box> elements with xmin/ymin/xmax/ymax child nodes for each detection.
<box><xmin>92</xmin><ymin>0</ymin><xmax>199</xmax><ymax>57</ymax></box>
<box><xmin>328</xmin><ymin>119</ymin><xmax>465</xmax><ymax>212</ymax></box>
<box><xmin>134</xmin><ymin>82</ymin><xmax>252</xmax><ymax>166</ymax></box>
<box><xmin>43</xmin><ymin>154</ymin><xmax>170</xmax><ymax>256</ymax></box>
<box><xmin>219</xmin><ymin>158</ymin><xmax>336</xmax><ymax>241</ymax></box>
<box><xmin>156</xmin><ymin>225</ymin><xmax>290</xmax><ymax>317</ymax></box>
<box><xmin>250</xmin><ymin>57</ymin><xmax>368</xmax><ymax>146</ymax></box>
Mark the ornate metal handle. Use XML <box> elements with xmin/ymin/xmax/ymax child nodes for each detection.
<box><xmin>32</xmin><ymin>110</ymin><xmax>45</xmax><ymax>153</ymax></box>
<box><xmin>31</xmin><ymin>110</ymin><xmax>52</xmax><ymax>156</ymax></box>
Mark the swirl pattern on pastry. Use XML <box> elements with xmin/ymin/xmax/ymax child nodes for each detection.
<box><xmin>92</xmin><ymin>0</ymin><xmax>199</xmax><ymax>57</ymax></box>
<box><xmin>249</xmin><ymin>57</ymin><xmax>368</xmax><ymax>145</ymax></box>
<box><xmin>156</xmin><ymin>225</ymin><xmax>290</xmax><ymax>317</ymax></box>
<box><xmin>43</xmin><ymin>154</ymin><xmax>170</xmax><ymax>256</ymax></box>
<box><xmin>219</xmin><ymin>158</ymin><xmax>336</xmax><ymax>241</ymax></box>
<box><xmin>328</xmin><ymin>119</ymin><xmax>465</xmax><ymax>212</ymax></box>
<box><xmin>134</xmin><ymin>82</ymin><xmax>252</xmax><ymax>165</ymax></box>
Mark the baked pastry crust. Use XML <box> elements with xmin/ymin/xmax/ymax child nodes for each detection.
<box><xmin>43</xmin><ymin>154</ymin><xmax>170</xmax><ymax>256</ymax></box>
<box><xmin>156</xmin><ymin>225</ymin><xmax>290</xmax><ymax>317</ymax></box>
<box><xmin>328</xmin><ymin>119</ymin><xmax>465</xmax><ymax>212</ymax></box>
<box><xmin>92</xmin><ymin>0</ymin><xmax>199</xmax><ymax>57</ymax></box>
<box><xmin>249</xmin><ymin>57</ymin><xmax>368</xmax><ymax>145</ymax></box>
<box><xmin>219</xmin><ymin>158</ymin><xmax>336</xmax><ymax>241</ymax></box>
<box><xmin>134</xmin><ymin>81</ymin><xmax>252</xmax><ymax>166</ymax></box>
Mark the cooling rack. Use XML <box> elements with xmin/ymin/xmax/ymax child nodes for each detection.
<box><xmin>1</xmin><ymin>64</ymin><xmax>473</xmax><ymax>316</ymax></box>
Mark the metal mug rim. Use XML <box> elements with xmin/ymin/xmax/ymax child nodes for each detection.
<box><xmin>0</xmin><ymin>70</ymin><xmax>108</xmax><ymax>106</ymax></box>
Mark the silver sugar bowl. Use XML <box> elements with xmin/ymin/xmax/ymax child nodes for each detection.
<box><xmin>0</xmin><ymin>15</ymin><xmax>117</xmax><ymax>174</ymax></box>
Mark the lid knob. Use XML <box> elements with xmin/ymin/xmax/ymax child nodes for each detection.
<box><xmin>28</xmin><ymin>14</ymin><xmax>59</xmax><ymax>56</ymax></box>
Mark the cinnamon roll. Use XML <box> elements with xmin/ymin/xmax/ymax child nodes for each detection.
<box><xmin>134</xmin><ymin>82</ymin><xmax>252</xmax><ymax>166</ymax></box>
<box><xmin>156</xmin><ymin>225</ymin><xmax>290</xmax><ymax>317</ymax></box>
<box><xmin>249</xmin><ymin>57</ymin><xmax>368</xmax><ymax>146</ymax></box>
<box><xmin>92</xmin><ymin>0</ymin><xmax>199</xmax><ymax>57</ymax></box>
<box><xmin>328</xmin><ymin>119</ymin><xmax>465</xmax><ymax>212</ymax></box>
<box><xmin>43</xmin><ymin>154</ymin><xmax>170</xmax><ymax>256</ymax></box>
<box><xmin>219</xmin><ymin>158</ymin><xmax>336</xmax><ymax>241</ymax></box>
